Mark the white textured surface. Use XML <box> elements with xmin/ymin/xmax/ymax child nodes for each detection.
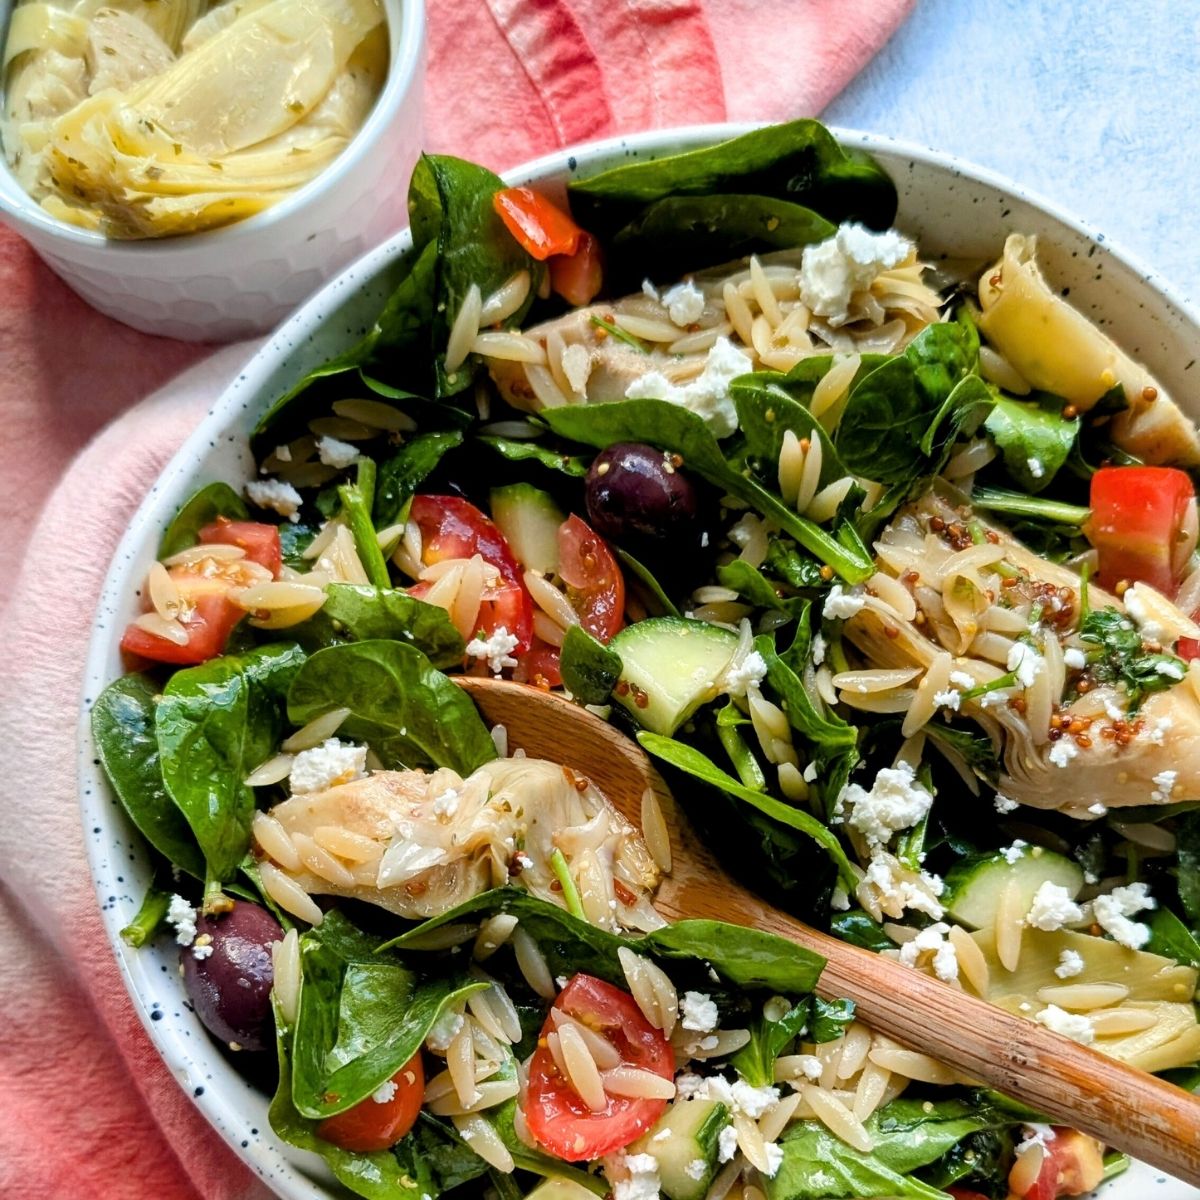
<box><xmin>828</xmin><ymin>0</ymin><xmax>1200</xmax><ymax>296</ymax></box>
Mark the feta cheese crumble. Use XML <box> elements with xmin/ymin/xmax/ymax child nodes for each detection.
<box><xmin>1123</xmin><ymin>585</ymin><xmax>1167</xmax><ymax>644</ymax></box>
<box><xmin>684</xmin><ymin>1160</ymin><xmax>708</xmax><ymax>1182</ymax></box>
<box><xmin>1001</xmin><ymin>840</ymin><xmax>1028</xmax><ymax>865</ymax></box>
<box><xmin>680</xmin><ymin>991</ymin><xmax>720</xmax><ymax>1033</ymax></box>
<box><xmin>1063</xmin><ymin>647</ymin><xmax>1088</xmax><ymax>670</ymax></box>
<box><xmin>316</xmin><ymin>436</ymin><xmax>360</xmax><ymax>469</ymax></box>
<box><xmin>372</xmin><ymin>1079</ymin><xmax>398</xmax><ymax>1104</ymax></box>
<box><xmin>289</xmin><ymin>738</ymin><xmax>367</xmax><ymax>794</ymax></box>
<box><xmin>862</xmin><ymin>848</ymin><xmax>945</xmax><ymax>919</ymax></box>
<box><xmin>426</xmin><ymin>1010</ymin><xmax>465</xmax><ymax>1051</ymax></box>
<box><xmin>613</xmin><ymin>1154</ymin><xmax>660</xmax><ymax>1200</ymax></box>
<box><xmin>1092</xmin><ymin>882</ymin><xmax>1156</xmax><ymax>949</ymax></box>
<box><xmin>1055</xmin><ymin>949</ymin><xmax>1085</xmax><ymax>979</ymax></box>
<box><xmin>466</xmin><ymin>625</ymin><xmax>520</xmax><ymax>675</ymax></box>
<box><xmin>166</xmin><ymin>894</ymin><xmax>198</xmax><ymax>946</ymax></box>
<box><xmin>191</xmin><ymin>936</ymin><xmax>214</xmax><ymax>961</ymax></box>
<box><xmin>1151</xmin><ymin>769</ymin><xmax>1178</xmax><ymax>802</ymax></box>
<box><xmin>1048</xmin><ymin>739</ymin><xmax>1078</xmax><ymax>768</ymax></box>
<box><xmin>432</xmin><ymin>787</ymin><xmax>460</xmax><ymax>819</ymax></box>
<box><xmin>1027</xmin><ymin>457</ymin><xmax>1045</xmax><ymax>479</ymax></box>
<box><xmin>625</xmin><ymin>337</ymin><xmax>751</xmax><ymax>438</ymax></box>
<box><xmin>1016</xmin><ymin>1124</ymin><xmax>1057</xmax><ymax>1157</ymax></box>
<box><xmin>842</xmin><ymin>760</ymin><xmax>933</xmax><ymax>848</ymax></box>
<box><xmin>822</xmin><ymin>584</ymin><xmax>866</xmax><ymax>621</ymax></box>
<box><xmin>717</xmin><ymin>1124</ymin><xmax>738</xmax><ymax>1163</ymax></box>
<box><xmin>799</xmin><ymin>223</ymin><xmax>913</xmax><ymax>326</ymax></box>
<box><xmin>994</xmin><ymin>792</ymin><xmax>1019</xmax><ymax>814</ymax></box>
<box><xmin>1025</xmin><ymin>882</ymin><xmax>1084</xmax><ymax>931</ymax></box>
<box><xmin>245</xmin><ymin>478</ymin><xmax>302</xmax><ymax>522</ymax></box>
<box><xmin>1155</xmin><ymin>660</ymin><xmax>1185</xmax><ymax>681</ymax></box>
<box><xmin>663</xmin><ymin>280</ymin><xmax>706</xmax><ymax>326</ymax></box>
<box><xmin>830</xmin><ymin>886</ymin><xmax>850</xmax><ymax>910</ymax></box>
<box><xmin>723</xmin><ymin>650</ymin><xmax>768</xmax><ymax>697</ymax></box>
<box><xmin>811</xmin><ymin>633</ymin><xmax>827</xmax><ymax>666</ymax></box>
<box><xmin>933</xmin><ymin>688</ymin><xmax>961</xmax><ymax>711</ymax></box>
<box><xmin>1007</xmin><ymin>641</ymin><xmax>1044</xmax><ymax>689</ymax></box>
<box><xmin>949</xmin><ymin>670</ymin><xmax>975</xmax><ymax>688</ymax></box>
<box><xmin>1034</xmin><ymin>1004</ymin><xmax>1095</xmax><ymax>1045</ymax></box>
<box><xmin>898</xmin><ymin>922</ymin><xmax>959</xmax><ymax>982</ymax></box>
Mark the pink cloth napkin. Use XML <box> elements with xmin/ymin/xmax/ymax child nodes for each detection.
<box><xmin>0</xmin><ymin>1</ymin><xmax>912</xmax><ymax>1194</ymax></box>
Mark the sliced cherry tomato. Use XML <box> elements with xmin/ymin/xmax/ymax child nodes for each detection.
<box><xmin>1087</xmin><ymin>466</ymin><xmax>1196</xmax><ymax>597</ymax></box>
<box><xmin>317</xmin><ymin>1053</ymin><xmax>424</xmax><ymax>1152</ymax></box>
<box><xmin>946</xmin><ymin>1190</ymin><xmax>990</xmax><ymax>1200</ymax></box>
<box><xmin>493</xmin><ymin>186</ymin><xmax>583</xmax><ymax>260</ymax></box>
<box><xmin>199</xmin><ymin>518</ymin><xmax>282</xmax><ymax>578</ymax></box>
<box><xmin>515</xmin><ymin>637</ymin><xmax>563</xmax><ymax>689</ymax></box>
<box><xmin>1180</xmin><ymin>630</ymin><xmax>1200</xmax><ymax>660</ymax></box>
<box><xmin>523</xmin><ymin>973</ymin><xmax>674</xmax><ymax>1161</ymax></box>
<box><xmin>408</xmin><ymin>494</ymin><xmax>534</xmax><ymax>650</ymax></box>
<box><xmin>549</xmin><ymin>231</ymin><xmax>604</xmax><ymax>307</ymax></box>
<box><xmin>558</xmin><ymin>514</ymin><xmax>624</xmax><ymax>642</ymax></box>
<box><xmin>1009</xmin><ymin>1128</ymin><xmax>1105</xmax><ymax>1200</ymax></box>
<box><xmin>120</xmin><ymin>567</ymin><xmax>246</xmax><ymax>665</ymax></box>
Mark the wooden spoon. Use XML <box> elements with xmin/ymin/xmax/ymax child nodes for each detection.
<box><xmin>457</xmin><ymin>676</ymin><xmax>1200</xmax><ymax>1185</ymax></box>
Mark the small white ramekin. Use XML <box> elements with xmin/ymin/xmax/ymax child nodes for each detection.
<box><xmin>0</xmin><ymin>0</ymin><xmax>425</xmax><ymax>341</ymax></box>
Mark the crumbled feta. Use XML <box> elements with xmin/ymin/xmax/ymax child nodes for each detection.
<box><xmin>1123</xmin><ymin>585</ymin><xmax>1166</xmax><ymax>644</ymax></box>
<box><xmin>1007</xmin><ymin>641</ymin><xmax>1044</xmax><ymax>688</ymax></box>
<box><xmin>763</xmin><ymin>1141</ymin><xmax>784</xmax><ymax>1177</ymax></box>
<box><xmin>245</xmin><ymin>478</ymin><xmax>302</xmax><ymax>522</ymax></box>
<box><xmin>730</xmin><ymin>1080</ymin><xmax>778</xmax><ymax>1118</ymax></box>
<box><xmin>613</xmin><ymin>1154</ymin><xmax>660</xmax><ymax>1200</ymax></box>
<box><xmin>680</xmin><ymin>991</ymin><xmax>720</xmax><ymax>1033</ymax></box>
<box><xmin>1155</xmin><ymin>660</ymin><xmax>1185</xmax><ymax>681</ymax></box>
<box><xmin>674</xmin><ymin>1072</ymin><xmax>705</xmax><ymax>1099</ymax></box>
<box><xmin>426</xmin><ymin>1010</ymin><xmax>464</xmax><ymax>1051</ymax></box>
<box><xmin>933</xmin><ymin>688</ymin><xmax>961</xmax><ymax>711</ymax></box>
<box><xmin>1016</xmin><ymin>1124</ymin><xmax>1058</xmax><ymax>1156</ymax></box>
<box><xmin>1087</xmin><ymin>802</ymin><xmax>1107</xmax><ymax>816</ymax></box>
<box><xmin>898</xmin><ymin>922</ymin><xmax>959</xmax><ymax>982</ymax></box>
<box><xmin>717</xmin><ymin>1124</ymin><xmax>738</xmax><ymax>1163</ymax></box>
<box><xmin>795</xmin><ymin>1055</ymin><xmax>823</xmax><ymax>1080</ymax></box>
<box><xmin>1025</xmin><ymin>882</ymin><xmax>1084</xmax><ymax>931</ymax></box>
<box><xmin>651</xmin><ymin>1129</ymin><xmax>673</xmax><ymax>1143</ymax></box>
<box><xmin>724</xmin><ymin>650</ymin><xmax>768</xmax><ymax>698</ymax></box>
<box><xmin>830</xmin><ymin>886</ymin><xmax>850</xmax><ymax>911</ymax></box>
<box><xmin>625</xmin><ymin>337</ymin><xmax>751</xmax><ymax>438</ymax></box>
<box><xmin>466</xmin><ymin>625</ymin><xmax>520</xmax><ymax>675</ymax></box>
<box><xmin>684</xmin><ymin>1159</ymin><xmax>708</xmax><ymax>1182</ymax></box>
<box><xmin>799</xmin><ymin>223</ymin><xmax>913</xmax><ymax>326</ymax></box>
<box><xmin>1001</xmin><ymin>840</ymin><xmax>1028</xmax><ymax>865</ymax></box>
<box><xmin>1063</xmin><ymin>647</ymin><xmax>1088</xmax><ymax>670</ymax></box>
<box><xmin>842</xmin><ymin>761</ymin><xmax>933</xmax><ymax>848</ymax></box>
<box><xmin>1048</xmin><ymin>739</ymin><xmax>1078</xmax><ymax>768</ymax></box>
<box><xmin>316</xmin><ymin>435</ymin><xmax>360</xmax><ymax>469</ymax></box>
<box><xmin>1027</xmin><ymin>457</ymin><xmax>1045</xmax><ymax>480</ymax></box>
<box><xmin>1034</xmin><ymin>1004</ymin><xmax>1095</xmax><ymax>1045</ymax></box>
<box><xmin>432</xmin><ymin>787</ymin><xmax>460</xmax><ymax>819</ymax></box>
<box><xmin>372</xmin><ymin>1079</ymin><xmax>398</xmax><ymax>1104</ymax></box>
<box><xmin>166</xmin><ymin>894</ymin><xmax>198</xmax><ymax>946</ymax></box>
<box><xmin>822</xmin><ymin>584</ymin><xmax>866</xmax><ymax>621</ymax></box>
<box><xmin>980</xmin><ymin>688</ymin><xmax>1009</xmax><ymax>708</ymax></box>
<box><xmin>811</xmin><ymin>633</ymin><xmax>827</xmax><ymax>666</ymax></box>
<box><xmin>191</xmin><ymin>938</ymin><xmax>214</xmax><ymax>961</ymax></box>
<box><xmin>289</xmin><ymin>738</ymin><xmax>367</xmax><ymax>794</ymax></box>
<box><xmin>1055</xmin><ymin>949</ymin><xmax>1085</xmax><ymax>979</ymax></box>
<box><xmin>663</xmin><ymin>280</ymin><xmax>706</xmax><ymax>326</ymax></box>
<box><xmin>994</xmin><ymin>792</ymin><xmax>1019</xmax><ymax>814</ymax></box>
<box><xmin>803</xmin><ymin>761</ymin><xmax>819</xmax><ymax>783</ymax></box>
<box><xmin>1148</xmin><ymin>716</ymin><xmax>1174</xmax><ymax>745</ymax></box>
<box><xmin>949</xmin><ymin>670</ymin><xmax>974</xmax><ymax>688</ymax></box>
<box><xmin>1092</xmin><ymin>882</ymin><xmax>1156</xmax><ymax>949</ymax></box>
<box><xmin>863</xmin><ymin>849</ymin><xmax>945</xmax><ymax>919</ymax></box>
<box><xmin>700</xmin><ymin>531</ymin><xmax>709</xmax><ymax>548</ymax></box>
<box><xmin>1151</xmin><ymin>769</ymin><xmax>1178</xmax><ymax>802</ymax></box>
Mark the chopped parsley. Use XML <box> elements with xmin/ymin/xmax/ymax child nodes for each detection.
<box><xmin>1077</xmin><ymin>607</ymin><xmax>1187</xmax><ymax>711</ymax></box>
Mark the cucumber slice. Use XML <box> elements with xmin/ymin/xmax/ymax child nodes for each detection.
<box><xmin>491</xmin><ymin>483</ymin><xmax>564</xmax><ymax>575</ymax></box>
<box><xmin>944</xmin><ymin>845</ymin><xmax>1084</xmax><ymax>930</ymax></box>
<box><xmin>609</xmin><ymin>617</ymin><xmax>738</xmax><ymax>736</ymax></box>
<box><xmin>632</xmin><ymin>1098</ymin><xmax>730</xmax><ymax>1200</ymax></box>
<box><xmin>524</xmin><ymin>1181</ymin><xmax>602</xmax><ymax>1200</ymax></box>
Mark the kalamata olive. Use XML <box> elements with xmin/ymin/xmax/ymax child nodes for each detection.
<box><xmin>585</xmin><ymin>442</ymin><xmax>699</xmax><ymax>541</ymax></box>
<box><xmin>180</xmin><ymin>901</ymin><xmax>282</xmax><ymax>1052</ymax></box>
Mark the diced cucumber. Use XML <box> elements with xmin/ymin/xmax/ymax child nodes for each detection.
<box><xmin>609</xmin><ymin>617</ymin><xmax>739</xmax><ymax>736</ymax></box>
<box><xmin>944</xmin><ymin>845</ymin><xmax>1084</xmax><ymax>930</ymax></box>
<box><xmin>491</xmin><ymin>483</ymin><xmax>564</xmax><ymax>575</ymax></box>
<box><xmin>631</xmin><ymin>1098</ymin><xmax>730</xmax><ymax>1200</ymax></box>
<box><xmin>524</xmin><ymin>1180</ymin><xmax>603</xmax><ymax>1200</ymax></box>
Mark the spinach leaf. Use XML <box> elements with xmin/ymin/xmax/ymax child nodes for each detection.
<box><xmin>766</xmin><ymin>1097</ymin><xmax>1016</xmax><ymax>1200</ymax></box>
<box><xmin>614</xmin><ymin>546</ymin><xmax>682</xmax><ymax>617</ymax></box>
<box><xmin>156</xmin><ymin>643</ymin><xmax>305</xmax><ymax>883</ymax></box>
<box><xmin>920</xmin><ymin>1126</ymin><xmax>1016</xmax><ymax>1198</ymax></box>
<box><xmin>400</xmin><ymin>1116</ymin><xmax>490</xmax><ymax>1193</ymax></box>
<box><xmin>559</xmin><ymin>625</ymin><xmax>622</xmax><ymax>705</ymax></box>
<box><xmin>731</xmin><ymin>997</ymin><xmax>810</xmax><ymax>1087</ymax></box>
<box><xmin>288</xmin><ymin>641</ymin><xmax>496</xmax><ymax>775</ymax></box>
<box><xmin>984</xmin><ymin>393</ymin><xmax>1080</xmax><ymax>493</ymax></box>
<box><xmin>809</xmin><ymin>996</ymin><xmax>856</xmax><ymax>1042</ymax></box>
<box><xmin>1145</xmin><ymin>907</ymin><xmax>1200</xmax><ymax>968</ymax></box>
<box><xmin>1077</xmin><ymin>607</ymin><xmax>1187</xmax><ymax>710</ymax></box>
<box><xmin>765</xmin><ymin>538</ymin><xmax>825</xmax><ymax>590</ymax></box>
<box><xmin>478</xmin><ymin>435</ymin><xmax>590</xmax><ymax>478</ymax></box>
<box><xmin>968</xmin><ymin>485</ymin><xmax>1091</xmax><ymax>528</ymax></box>
<box><xmin>1179</xmin><ymin>812</ymin><xmax>1200</xmax><ymax>927</ymax></box>
<box><xmin>636</xmin><ymin>731</ymin><xmax>857</xmax><ymax>889</ymax></box>
<box><xmin>280</xmin><ymin>521</ymin><xmax>319</xmax><ymax>567</ymax></box>
<box><xmin>717</xmin><ymin>559</ymin><xmax>794</xmax><ymax>613</ymax></box>
<box><xmin>291</xmin><ymin>584</ymin><xmax>464</xmax><ymax>667</ymax></box>
<box><xmin>158</xmin><ymin>482</ymin><xmax>248</xmax><ymax>558</ymax></box>
<box><xmin>91</xmin><ymin>673</ymin><xmax>204</xmax><ymax>878</ymax></box>
<box><xmin>292</xmin><ymin>911</ymin><xmax>485</xmax><ymax>1119</ymax></box>
<box><xmin>409</xmin><ymin>154</ymin><xmax>540</xmax><ymax>397</ymax></box>
<box><xmin>831</xmin><ymin>910</ymin><xmax>895</xmax><ymax>952</ymax></box>
<box><xmin>569</xmin><ymin>120</ymin><xmax>897</xmax><ymax>238</ymax></box>
<box><xmin>923</xmin><ymin>722</ymin><xmax>1000</xmax><ymax>781</ymax></box>
<box><xmin>716</xmin><ymin>702</ymin><xmax>767</xmax><ymax>790</ymax></box>
<box><xmin>610</xmin><ymin>194</ymin><xmax>834</xmax><ymax>283</ymax></box>
<box><xmin>374</xmin><ymin>430</ymin><xmax>465</xmax><ymax>527</ymax></box>
<box><xmin>542</xmin><ymin>400</ymin><xmax>872</xmax><ymax>583</ymax></box>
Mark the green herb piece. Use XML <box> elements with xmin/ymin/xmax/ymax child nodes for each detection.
<box><xmin>1145</xmin><ymin>907</ymin><xmax>1200</xmax><ymax>969</ymax></box>
<box><xmin>985</xmin><ymin>392</ymin><xmax>1080</xmax><ymax>493</ymax></box>
<box><xmin>1077</xmin><ymin>607</ymin><xmax>1187</xmax><ymax>709</ymax></box>
<box><xmin>159</xmin><ymin>482</ymin><xmax>248</xmax><ymax>558</ymax></box>
<box><xmin>969</xmin><ymin>486</ymin><xmax>1091</xmax><ymax>527</ymax></box>
<box><xmin>478</xmin><ymin>436</ymin><xmax>590</xmax><ymax>478</ymax></box>
<box><xmin>588</xmin><ymin>314</ymin><xmax>647</xmax><ymax>351</ymax></box>
<box><xmin>559</xmin><ymin>625</ymin><xmax>622</xmax><ymax>705</ymax></box>
<box><xmin>338</xmin><ymin>480</ymin><xmax>391</xmax><ymax>590</ymax></box>
<box><xmin>731</xmin><ymin>997</ymin><xmax>810</xmax><ymax>1087</ymax></box>
<box><xmin>831</xmin><ymin>910</ymin><xmax>895</xmax><ymax>952</ymax></box>
<box><xmin>716</xmin><ymin>702</ymin><xmax>767</xmax><ymax>791</ymax></box>
<box><xmin>550</xmin><ymin>849</ymin><xmax>585</xmax><ymax>919</ymax></box>
<box><xmin>120</xmin><ymin>881</ymin><xmax>171</xmax><ymax>948</ymax></box>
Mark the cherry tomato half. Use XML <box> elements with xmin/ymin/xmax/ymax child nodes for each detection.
<box><xmin>523</xmin><ymin>973</ymin><xmax>674</xmax><ymax>1161</ymax></box>
<box><xmin>199</xmin><ymin>518</ymin><xmax>282</xmax><ymax>578</ymax></box>
<box><xmin>120</xmin><ymin>567</ymin><xmax>246</xmax><ymax>665</ymax></box>
<box><xmin>558</xmin><ymin>514</ymin><xmax>624</xmax><ymax>642</ymax></box>
<box><xmin>317</xmin><ymin>1052</ymin><xmax>425</xmax><ymax>1152</ymax></box>
<box><xmin>549</xmin><ymin>231</ymin><xmax>604</xmax><ymax>308</ymax></box>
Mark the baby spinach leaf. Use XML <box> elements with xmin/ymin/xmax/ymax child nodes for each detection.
<box><xmin>809</xmin><ymin>995</ymin><xmax>856</xmax><ymax>1042</ymax></box>
<box><xmin>156</xmin><ymin>644</ymin><xmax>304</xmax><ymax>883</ymax></box>
<box><xmin>717</xmin><ymin>559</ymin><xmax>792</xmax><ymax>613</ymax></box>
<box><xmin>569</xmin><ymin>120</ymin><xmax>897</xmax><ymax>237</ymax></box>
<box><xmin>292</xmin><ymin>912</ymin><xmax>484</xmax><ymax>1119</ymax></box>
<box><xmin>287</xmin><ymin>640</ymin><xmax>496</xmax><ymax>775</ymax></box>
<box><xmin>920</xmin><ymin>1126</ymin><xmax>1016</xmax><ymax>1197</ymax></box>
<box><xmin>559</xmin><ymin>624</ymin><xmax>622</xmax><ymax>705</ymax></box>
<box><xmin>92</xmin><ymin>673</ymin><xmax>205</xmax><ymax>879</ymax></box>
<box><xmin>984</xmin><ymin>393</ymin><xmax>1080</xmax><ymax>493</ymax></box>
<box><xmin>1179</xmin><ymin>812</ymin><xmax>1200</xmax><ymax>927</ymax></box>
<box><xmin>730</xmin><ymin>997</ymin><xmax>809</xmax><ymax>1087</ymax></box>
<box><xmin>756</xmin><ymin>632</ymin><xmax>857</xmax><ymax>757</ymax></box>
<box><xmin>614</xmin><ymin>546</ymin><xmax>682</xmax><ymax>617</ymax></box>
<box><xmin>399</xmin><ymin>1116</ymin><xmax>490</xmax><ymax>1193</ymax></box>
<box><xmin>279</xmin><ymin>521</ymin><xmax>319</xmax><ymax>567</ymax></box>
<box><xmin>158</xmin><ymin>482</ymin><xmax>248</xmax><ymax>558</ymax></box>
<box><xmin>478</xmin><ymin>435</ymin><xmax>590</xmax><ymax>478</ymax></box>
<box><xmin>830</xmin><ymin>910</ymin><xmax>895</xmax><ymax>952</ymax></box>
<box><xmin>637</xmin><ymin>731</ymin><xmax>857</xmax><ymax>889</ymax></box>
<box><xmin>291</xmin><ymin>584</ymin><xmax>464</xmax><ymax>666</ymax></box>
<box><xmin>764</xmin><ymin>538</ymin><xmax>826</xmax><ymax>590</ymax></box>
<box><xmin>374</xmin><ymin>430</ymin><xmax>465</xmax><ymax>528</ymax></box>
<box><xmin>542</xmin><ymin>400</ymin><xmax>873</xmax><ymax>583</ymax></box>
<box><xmin>1145</xmin><ymin>907</ymin><xmax>1200</xmax><ymax>969</ymax></box>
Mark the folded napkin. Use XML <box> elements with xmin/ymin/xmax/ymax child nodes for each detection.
<box><xmin>0</xmin><ymin>1</ymin><xmax>912</xmax><ymax>1194</ymax></box>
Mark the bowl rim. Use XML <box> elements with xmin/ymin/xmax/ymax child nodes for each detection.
<box><xmin>0</xmin><ymin>0</ymin><xmax>426</xmax><ymax>254</ymax></box>
<box><xmin>77</xmin><ymin>121</ymin><xmax>1200</xmax><ymax>1199</ymax></box>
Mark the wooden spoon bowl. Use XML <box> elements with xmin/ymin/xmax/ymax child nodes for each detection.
<box><xmin>457</xmin><ymin>675</ymin><xmax>1200</xmax><ymax>1185</ymax></box>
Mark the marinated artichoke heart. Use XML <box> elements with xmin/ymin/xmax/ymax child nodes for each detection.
<box><xmin>1</xmin><ymin>0</ymin><xmax>387</xmax><ymax>237</ymax></box>
<box><xmin>845</xmin><ymin>488</ymin><xmax>1200</xmax><ymax>817</ymax></box>
<box><xmin>254</xmin><ymin>756</ymin><xmax>663</xmax><ymax>931</ymax></box>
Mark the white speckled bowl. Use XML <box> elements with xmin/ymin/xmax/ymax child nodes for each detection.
<box><xmin>79</xmin><ymin>126</ymin><xmax>1200</xmax><ymax>1198</ymax></box>
<box><xmin>0</xmin><ymin>0</ymin><xmax>425</xmax><ymax>341</ymax></box>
